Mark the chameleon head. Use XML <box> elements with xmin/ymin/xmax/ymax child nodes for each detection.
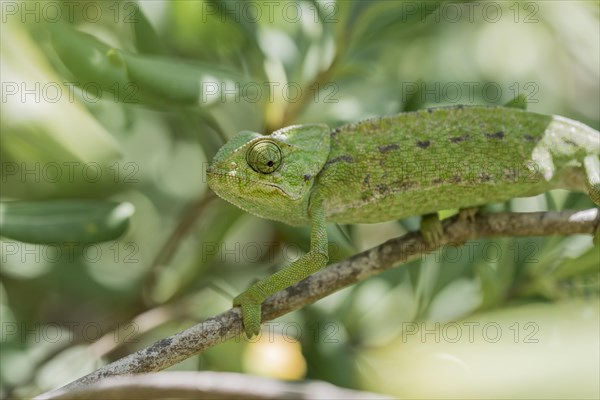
<box><xmin>207</xmin><ymin>123</ymin><xmax>331</xmax><ymax>226</ymax></box>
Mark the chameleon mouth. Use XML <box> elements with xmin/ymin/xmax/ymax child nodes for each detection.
<box><xmin>206</xmin><ymin>167</ymin><xmax>294</xmax><ymax>198</ymax></box>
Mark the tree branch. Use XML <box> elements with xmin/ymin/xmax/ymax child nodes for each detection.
<box><xmin>39</xmin><ymin>371</ymin><xmax>392</xmax><ymax>400</ymax></box>
<box><xmin>39</xmin><ymin>208</ymin><xmax>599</xmax><ymax>398</ymax></box>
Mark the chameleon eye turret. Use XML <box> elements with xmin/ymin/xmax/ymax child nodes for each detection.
<box><xmin>246</xmin><ymin>140</ymin><xmax>282</xmax><ymax>174</ymax></box>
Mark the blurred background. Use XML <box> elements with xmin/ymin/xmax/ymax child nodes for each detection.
<box><xmin>1</xmin><ymin>1</ymin><xmax>599</xmax><ymax>398</ymax></box>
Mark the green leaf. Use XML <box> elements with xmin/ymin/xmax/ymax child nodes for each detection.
<box><xmin>347</xmin><ymin>0</ymin><xmax>443</xmax><ymax>51</ymax></box>
<box><xmin>552</xmin><ymin>244</ymin><xmax>600</xmax><ymax>281</ymax></box>
<box><xmin>49</xmin><ymin>22</ymin><xmax>131</xmax><ymax>96</ymax></box>
<box><xmin>121</xmin><ymin>53</ymin><xmax>250</xmax><ymax>106</ymax></box>
<box><xmin>0</xmin><ymin>201</ymin><xmax>134</xmax><ymax>244</ymax></box>
<box><xmin>132</xmin><ymin>3</ymin><xmax>167</xmax><ymax>55</ymax></box>
<box><xmin>50</xmin><ymin>23</ymin><xmax>254</xmax><ymax>106</ymax></box>
<box><xmin>400</xmin><ymin>79</ymin><xmax>427</xmax><ymax>112</ymax></box>
<box><xmin>2</xmin><ymin>21</ymin><xmax>122</xmax><ymax>171</ymax></box>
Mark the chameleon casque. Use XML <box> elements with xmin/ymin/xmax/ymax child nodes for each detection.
<box><xmin>207</xmin><ymin>105</ymin><xmax>600</xmax><ymax>338</ymax></box>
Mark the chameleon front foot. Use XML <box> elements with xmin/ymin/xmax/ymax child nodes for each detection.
<box><xmin>458</xmin><ymin>207</ymin><xmax>480</xmax><ymax>223</ymax></box>
<box><xmin>420</xmin><ymin>213</ymin><xmax>443</xmax><ymax>246</ymax></box>
<box><xmin>233</xmin><ymin>292</ymin><xmax>262</xmax><ymax>338</ymax></box>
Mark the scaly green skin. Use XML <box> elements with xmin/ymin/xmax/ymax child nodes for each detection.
<box><xmin>207</xmin><ymin>106</ymin><xmax>600</xmax><ymax>338</ymax></box>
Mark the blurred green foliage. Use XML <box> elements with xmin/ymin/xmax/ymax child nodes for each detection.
<box><xmin>1</xmin><ymin>1</ymin><xmax>598</xmax><ymax>398</ymax></box>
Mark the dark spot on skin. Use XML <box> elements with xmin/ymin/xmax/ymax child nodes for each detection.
<box><xmin>523</xmin><ymin>134</ymin><xmax>535</xmax><ymax>142</ymax></box>
<box><xmin>449</xmin><ymin>135</ymin><xmax>470</xmax><ymax>143</ymax></box>
<box><xmin>416</xmin><ymin>140</ymin><xmax>431</xmax><ymax>149</ymax></box>
<box><xmin>485</xmin><ymin>131</ymin><xmax>505</xmax><ymax>140</ymax></box>
<box><xmin>378</xmin><ymin>160</ymin><xmax>389</xmax><ymax>180</ymax></box>
<box><xmin>303</xmin><ymin>174</ymin><xmax>311</xmax><ymax>181</ymax></box>
<box><xmin>450</xmin><ymin>174</ymin><xmax>462</xmax><ymax>183</ymax></box>
<box><xmin>395</xmin><ymin>180</ymin><xmax>417</xmax><ymax>190</ymax></box>
<box><xmin>322</xmin><ymin>155</ymin><xmax>354</xmax><ymax>170</ymax></box>
<box><xmin>503</xmin><ymin>169</ymin><xmax>517</xmax><ymax>182</ymax></box>
<box><xmin>353</xmin><ymin>118</ymin><xmax>383</xmax><ymax>133</ymax></box>
<box><xmin>378</xmin><ymin>158</ymin><xmax>388</xmax><ymax>173</ymax></box>
<box><xmin>478</xmin><ymin>173</ymin><xmax>491</xmax><ymax>182</ymax></box>
<box><xmin>378</xmin><ymin>143</ymin><xmax>399</xmax><ymax>153</ymax></box>
<box><xmin>326</xmin><ymin>155</ymin><xmax>353</xmax><ymax>164</ymax></box>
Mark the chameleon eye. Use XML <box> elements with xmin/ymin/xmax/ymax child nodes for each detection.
<box><xmin>246</xmin><ymin>140</ymin><xmax>282</xmax><ymax>174</ymax></box>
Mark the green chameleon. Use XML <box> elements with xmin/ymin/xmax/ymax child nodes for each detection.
<box><xmin>207</xmin><ymin>105</ymin><xmax>600</xmax><ymax>338</ymax></box>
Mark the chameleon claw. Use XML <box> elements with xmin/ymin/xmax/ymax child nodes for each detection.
<box><xmin>458</xmin><ymin>207</ymin><xmax>480</xmax><ymax>224</ymax></box>
<box><xmin>420</xmin><ymin>213</ymin><xmax>444</xmax><ymax>246</ymax></box>
<box><xmin>233</xmin><ymin>292</ymin><xmax>262</xmax><ymax>338</ymax></box>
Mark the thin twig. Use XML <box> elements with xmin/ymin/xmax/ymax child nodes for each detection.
<box><xmin>143</xmin><ymin>193</ymin><xmax>216</xmax><ymax>302</ymax></box>
<box><xmin>39</xmin><ymin>208</ymin><xmax>599</xmax><ymax>398</ymax></box>
<box><xmin>279</xmin><ymin>56</ymin><xmax>339</xmax><ymax>129</ymax></box>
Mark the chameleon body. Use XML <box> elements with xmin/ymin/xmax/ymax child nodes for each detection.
<box><xmin>207</xmin><ymin>106</ymin><xmax>600</xmax><ymax>337</ymax></box>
